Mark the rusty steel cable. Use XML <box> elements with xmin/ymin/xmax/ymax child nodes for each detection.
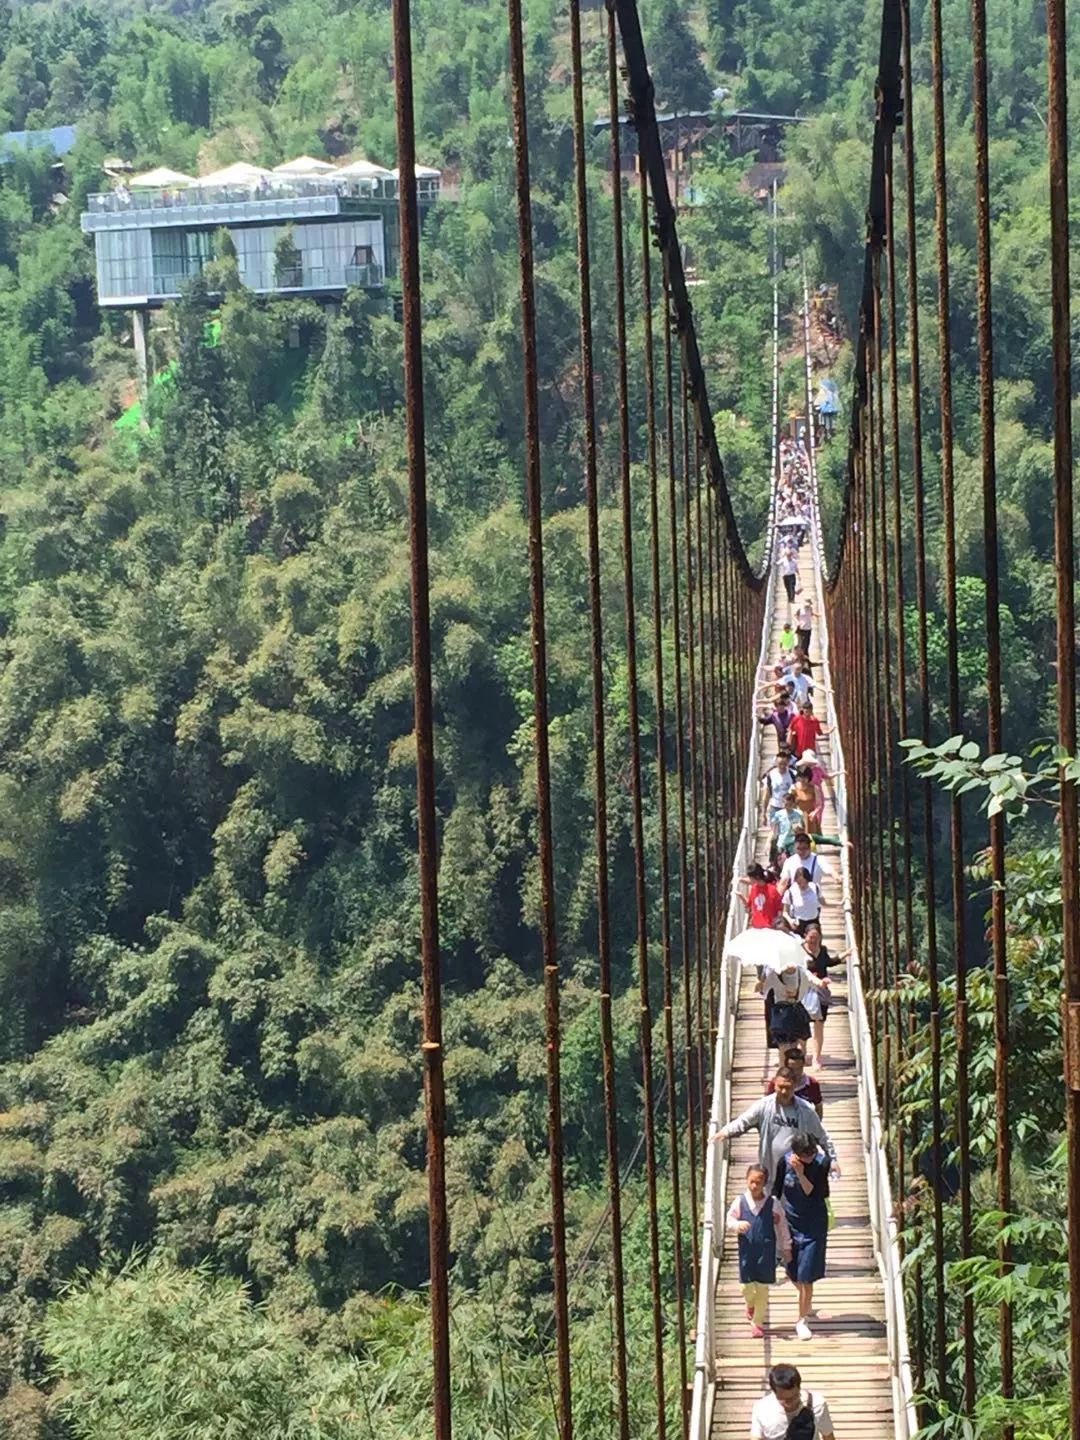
<box><xmin>884</xmin><ymin>137</ymin><xmax>917</xmax><ymax>1347</ymax></box>
<box><xmin>391</xmin><ymin>0</ymin><xmax>451</xmax><ymax>1430</ymax></box>
<box><xmin>884</xmin><ymin>139</ymin><xmax>915</xmax><ymax>1045</ymax></box>
<box><xmin>695</xmin><ymin>451</ymin><xmax>718</xmax><ymax>1053</ymax></box>
<box><xmin>869</xmin><ymin>271</ymin><xmax>892</xmax><ymax>1080</ymax></box>
<box><xmin>507</xmin><ymin>0</ymin><xmax>572</xmax><ymax>1428</ymax></box>
<box><xmin>605</xmin><ymin>28</ymin><xmax>668</xmax><ymax>1422</ymax></box>
<box><xmin>705</xmin><ymin>485</ymin><xmax>723</xmax><ymax>921</ymax></box>
<box><xmin>683</xmin><ymin>375</ymin><xmax>710</xmax><ymax>1170</ymax></box>
<box><xmin>571</xmin><ymin>3</ymin><xmax>630</xmax><ymax>1427</ymax></box>
<box><xmin>968</xmin><ymin>0</ymin><xmax>1014</xmax><ymax>1406</ymax></box>
<box><xmin>1046</xmin><ymin>0</ymin><xmax>1080</xmax><ymax>1429</ymax></box>
<box><xmin>871</xmin><ymin>301</ymin><xmax>888</xmax><ymax>1084</ymax></box>
<box><xmin>872</xmin><ymin>252</ymin><xmax>901</xmax><ymax>1134</ymax></box>
<box><xmin>929</xmin><ymin>0</ymin><xmax>977</xmax><ymax>1400</ymax></box>
<box><xmin>665</xmin><ymin>275</ymin><xmax>701</xmax><ymax>1275</ymax></box>
<box><xmin>641</xmin><ymin>172</ymin><xmax>690</xmax><ymax>1430</ymax></box>
<box><xmin>899</xmin><ymin>0</ymin><xmax>947</xmax><ymax>1394</ymax></box>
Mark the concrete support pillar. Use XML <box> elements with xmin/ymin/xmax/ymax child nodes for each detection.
<box><xmin>132</xmin><ymin>308</ymin><xmax>150</xmax><ymax>412</ymax></box>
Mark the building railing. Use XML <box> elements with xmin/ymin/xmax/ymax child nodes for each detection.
<box><xmin>115</xmin><ymin>259</ymin><xmax>385</xmax><ymax>303</ymax></box>
<box><xmin>151</xmin><ymin>264</ymin><xmax>205</xmax><ymax>293</ymax></box>
<box><xmin>85</xmin><ymin>171</ymin><xmax>445</xmax><ymax>219</ymax></box>
<box><xmin>343</xmin><ymin>262</ymin><xmax>384</xmax><ymax>287</ymax></box>
<box><xmin>85</xmin><ymin>176</ymin><xmax>387</xmax><ymax>215</ymax></box>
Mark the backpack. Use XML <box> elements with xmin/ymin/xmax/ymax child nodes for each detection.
<box><xmin>786</xmin><ymin>1395</ymin><xmax>817</xmax><ymax>1440</ymax></box>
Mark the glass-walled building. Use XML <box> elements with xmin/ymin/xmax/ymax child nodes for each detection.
<box><xmin>81</xmin><ymin>179</ymin><xmax>400</xmax><ymax>306</ymax></box>
<box><xmin>79</xmin><ymin>159</ymin><xmax>444</xmax><ymax>397</ymax></box>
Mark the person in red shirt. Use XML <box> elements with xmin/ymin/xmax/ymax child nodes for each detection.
<box><xmin>741</xmin><ymin>863</ymin><xmax>783</xmax><ymax>929</ymax></box>
<box><xmin>740</xmin><ymin>863</ymin><xmax>784</xmax><ymax>1045</ymax></box>
<box><xmin>788</xmin><ymin>701</ymin><xmax>824</xmax><ymax>761</ymax></box>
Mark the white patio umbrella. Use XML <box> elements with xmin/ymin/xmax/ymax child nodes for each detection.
<box><xmin>725</xmin><ymin>928</ymin><xmax>807</xmax><ymax>973</ymax></box>
<box><xmin>189</xmin><ymin>162</ymin><xmax>272</xmax><ymax>187</ymax></box>
<box><xmin>337</xmin><ymin>157</ymin><xmax>393</xmax><ymax>179</ymax></box>
<box><xmin>129</xmin><ymin>166</ymin><xmax>194</xmax><ymax>188</ymax></box>
<box><xmin>273</xmin><ymin>155</ymin><xmax>335</xmax><ymax>175</ymax></box>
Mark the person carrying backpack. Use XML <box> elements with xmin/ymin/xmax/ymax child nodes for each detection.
<box><xmin>750</xmin><ymin>1364</ymin><xmax>835</xmax><ymax>1440</ymax></box>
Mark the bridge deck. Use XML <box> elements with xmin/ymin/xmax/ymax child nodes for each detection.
<box><xmin>711</xmin><ymin>540</ymin><xmax>895</xmax><ymax>1440</ymax></box>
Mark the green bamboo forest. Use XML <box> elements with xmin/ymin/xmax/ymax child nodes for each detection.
<box><xmin>0</xmin><ymin>0</ymin><xmax>1074</xmax><ymax>1434</ymax></box>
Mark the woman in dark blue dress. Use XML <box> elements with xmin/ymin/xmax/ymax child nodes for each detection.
<box><xmin>781</xmin><ymin>1132</ymin><xmax>830</xmax><ymax>1340</ymax></box>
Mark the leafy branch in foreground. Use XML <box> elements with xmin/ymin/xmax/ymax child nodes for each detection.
<box><xmin>899</xmin><ymin>736</ymin><xmax>1080</xmax><ymax>819</ymax></box>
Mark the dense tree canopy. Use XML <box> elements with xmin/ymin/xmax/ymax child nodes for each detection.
<box><xmin>0</xmin><ymin>0</ymin><xmax>1072</xmax><ymax>1434</ymax></box>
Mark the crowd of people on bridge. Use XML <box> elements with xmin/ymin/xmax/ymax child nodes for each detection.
<box><xmin>712</xmin><ymin>428</ymin><xmax>853</xmax><ymax>1428</ymax></box>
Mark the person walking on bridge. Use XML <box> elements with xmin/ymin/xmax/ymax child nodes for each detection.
<box><xmin>788</xmin><ymin>700</ymin><xmax>825</xmax><ymax>761</ymax></box>
<box><xmin>762</xmin><ymin>750</ymin><xmax>794</xmax><ymax>829</ymax></box>
<box><xmin>759</xmin><ymin>693</ymin><xmax>796</xmax><ymax>748</ymax></box>
<box><xmin>779</xmin><ymin>543</ymin><xmax>798</xmax><ymax>606</ymax></box>
<box><xmin>767</xmin><ymin>1046</ymin><xmax>823</xmax><ymax>1118</ymax></box>
<box><xmin>741</xmin><ymin>863</ymin><xmax>783</xmax><ymax>929</ymax></box>
<box><xmin>778</xmin><ymin>832</ymin><xmax>834</xmax><ymax>895</ymax></box>
<box><xmin>713</xmin><ymin>1066</ymin><xmax>839</xmax><ymax>1193</ymax></box>
<box><xmin>781</xmin><ymin>1132</ymin><xmax>832</xmax><ymax>1340</ymax></box>
<box><xmin>751</xmin><ymin>1363</ymin><xmax>835</xmax><ymax>1440</ymax></box>
<box><xmin>795</xmin><ymin>596</ymin><xmax>814</xmax><ymax>656</ymax></box>
<box><xmin>726</xmin><ymin>1162</ymin><xmax>793</xmax><ymax>1339</ymax></box>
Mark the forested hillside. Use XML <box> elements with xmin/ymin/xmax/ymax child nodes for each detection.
<box><xmin>0</xmin><ymin>0</ymin><xmax>1074</xmax><ymax>1433</ymax></box>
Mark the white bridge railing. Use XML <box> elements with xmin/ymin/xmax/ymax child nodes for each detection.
<box><xmin>686</xmin><ymin>277</ymin><xmax>917</xmax><ymax>1440</ymax></box>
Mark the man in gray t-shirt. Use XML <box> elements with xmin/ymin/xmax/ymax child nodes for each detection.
<box><xmin>714</xmin><ymin>1068</ymin><xmax>840</xmax><ymax>1190</ymax></box>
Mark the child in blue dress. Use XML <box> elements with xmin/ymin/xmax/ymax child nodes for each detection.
<box><xmin>781</xmin><ymin>1132</ymin><xmax>830</xmax><ymax>1340</ymax></box>
<box><xmin>726</xmin><ymin>1163</ymin><xmax>793</xmax><ymax>1338</ymax></box>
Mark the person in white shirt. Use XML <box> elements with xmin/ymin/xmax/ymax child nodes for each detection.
<box><xmin>783</xmin><ymin>868</ymin><xmax>824</xmax><ymax>935</ymax></box>
<box><xmin>762</xmin><ymin>752</ymin><xmax>794</xmax><ymax>827</ymax></box>
<box><xmin>758</xmin><ymin>963</ymin><xmax>828</xmax><ymax>1056</ymax></box>
<box><xmin>794</xmin><ymin>597</ymin><xmax>814</xmax><ymax>654</ymax></box>
<box><xmin>793</xmin><ymin>663</ymin><xmax>816</xmax><ymax>706</ymax></box>
<box><xmin>750</xmin><ymin>1364</ymin><xmax>835</xmax><ymax>1440</ymax></box>
<box><xmin>778</xmin><ymin>835</ymin><xmax>833</xmax><ymax>894</ymax></box>
<box><xmin>726</xmin><ymin>1163</ymin><xmax>793</xmax><ymax>1338</ymax></box>
<box><xmin>779</xmin><ymin>547</ymin><xmax>798</xmax><ymax>605</ymax></box>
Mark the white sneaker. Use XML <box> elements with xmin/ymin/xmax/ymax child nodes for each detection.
<box><xmin>795</xmin><ymin>1318</ymin><xmax>812</xmax><ymax>1340</ymax></box>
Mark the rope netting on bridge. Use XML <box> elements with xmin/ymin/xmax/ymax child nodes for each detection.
<box><xmin>388</xmin><ymin>0</ymin><xmax>1080</xmax><ymax>1435</ymax></box>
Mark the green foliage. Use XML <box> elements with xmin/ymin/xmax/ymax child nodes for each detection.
<box><xmin>889</xmin><ymin>846</ymin><xmax>1070</xmax><ymax>1436</ymax></box>
<box><xmin>44</xmin><ymin>1256</ymin><xmax>368</xmax><ymax>1438</ymax></box>
<box><xmin>900</xmin><ymin>736</ymin><xmax>1080</xmax><ymax>821</ymax></box>
<box><xmin>0</xmin><ymin>5</ymin><xmax>762</xmax><ymax>1417</ymax></box>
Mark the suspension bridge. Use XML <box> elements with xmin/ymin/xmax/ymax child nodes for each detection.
<box><xmin>389</xmin><ymin>0</ymin><xmax>1080</xmax><ymax>1434</ymax></box>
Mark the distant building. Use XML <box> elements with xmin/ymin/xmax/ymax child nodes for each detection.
<box><xmin>0</xmin><ymin>124</ymin><xmax>78</xmax><ymax>164</ymax></box>
<box><xmin>593</xmin><ymin>108</ymin><xmax>806</xmax><ymax>200</ymax></box>
<box><xmin>79</xmin><ymin>156</ymin><xmax>444</xmax><ymax>394</ymax></box>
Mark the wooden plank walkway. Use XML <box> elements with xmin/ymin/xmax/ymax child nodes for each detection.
<box><xmin>711</xmin><ymin>538</ymin><xmax>895</xmax><ymax>1440</ymax></box>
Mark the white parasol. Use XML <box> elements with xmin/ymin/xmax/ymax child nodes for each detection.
<box><xmin>725</xmin><ymin>928</ymin><xmax>808</xmax><ymax>973</ymax></box>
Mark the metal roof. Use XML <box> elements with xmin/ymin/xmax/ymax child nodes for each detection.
<box><xmin>0</xmin><ymin>124</ymin><xmax>77</xmax><ymax>163</ymax></box>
